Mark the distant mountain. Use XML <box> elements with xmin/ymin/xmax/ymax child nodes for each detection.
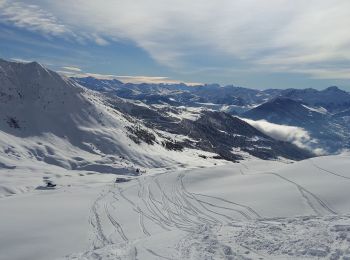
<box><xmin>243</xmin><ymin>97</ymin><xmax>350</xmax><ymax>153</ymax></box>
<box><xmin>74</xmin><ymin>76</ymin><xmax>350</xmax><ymax>113</ymax></box>
<box><xmin>72</xmin><ymin>76</ymin><xmax>124</xmax><ymax>92</ymax></box>
<box><xmin>278</xmin><ymin>86</ymin><xmax>350</xmax><ymax>113</ymax></box>
<box><xmin>73</xmin><ymin>76</ymin><xmax>196</xmax><ymax>105</ymax></box>
<box><xmin>74</xmin><ymin>77</ymin><xmax>278</xmax><ymax>114</ymax></box>
<box><xmin>72</xmin><ymin>76</ymin><xmax>350</xmax><ymax>154</ymax></box>
<box><xmin>191</xmin><ymin>85</ymin><xmax>271</xmax><ymax>106</ymax></box>
<box><xmin>243</xmin><ymin>97</ymin><xmax>326</xmax><ymax>127</ymax></box>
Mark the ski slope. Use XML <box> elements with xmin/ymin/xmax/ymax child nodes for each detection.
<box><xmin>1</xmin><ymin>153</ymin><xmax>350</xmax><ymax>259</ymax></box>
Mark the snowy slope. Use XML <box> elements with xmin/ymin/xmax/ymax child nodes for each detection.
<box><xmin>1</xmin><ymin>154</ymin><xmax>350</xmax><ymax>259</ymax></box>
<box><xmin>0</xmin><ymin>59</ymin><xmax>232</xmax><ymax>176</ymax></box>
<box><xmin>62</xmin><ymin>152</ymin><xmax>350</xmax><ymax>259</ymax></box>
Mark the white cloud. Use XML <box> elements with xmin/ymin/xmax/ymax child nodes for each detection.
<box><xmin>3</xmin><ymin>0</ymin><xmax>350</xmax><ymax>79</ymax></box>
<box><xmin>58</xmin><ymin>70</ymin><xmax>201</xmax><ymax>85</ymax></box>
<box><xmin>61</xmin><ymin>66</ymin><xmax>81</xmax><ymax>72</ymax></box>
<box><xmin>92</xmin><ymin>34</ymin><xmax>109</xmax><ymax>46</ymax></box>
<box><xmin>0</xmin><ymin>0</ymin><xmax>104</xmax><ymax>44</ymax></box>
<box><xmin>294</xmin><ymin>69</ymin><xmax>350</xmax><ymax>80</ymax></box>
<box><xmin>0</xmin><ymin>0</ymin><xmax>69</xmax><ymax>37</ymax></box>
<box><xmin>241</xmin><ymin>118</ymin><xmax>325</xmax><ymax>155</ymax></box>
<box><xmin>10</xmin><ymin>57</ymin><xmax>31</xmax><ymax>63</ymax></box>
<box><xmin>41</xmin><ymin>1</ymin><xmax>350</xmax><ymax>70</ymax></box>
<box><xmin>112</xmin><ymin>75</ymin><xmax>201</xmax><ymax>85</ymax></box>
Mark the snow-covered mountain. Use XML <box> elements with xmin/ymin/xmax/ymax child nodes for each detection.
<box><xmin>0</xmin><ymin>58</ymin><xmax>311</xmax><ymax>178</ymax></box>
<box><xmin>73</xmin><ymin>77</ymin><xmax>350</xmax><ymax>113</ymax></box>
<box><xmin>243</xmin><ymin>97</ymin><xmax>327</xmax><ymax>126</ymax></box>
<box><xmin>278</xmin><ymin>86</ymin><xmax>350</xmax><ymax>113</ymax></box>
<box><xmin>73</xmin><ymin>76</ymin><xmax>350</xmax><ymax>154</ymax></box>
<box><xmin>73</xmin><ymin>77</ymin><xmax>272</xmax><ymax>109</ymax></box>
<box><xmin>0</xmin><ymin>59</ymin><xmax>226</xmax><ymax>177</ymax></box>
<box><xmin>244</xmin><ymin>99</ymin><xmax>348</xmax><ymax>154</ymax></box>
<box><xmin>243</xmin><ymin>97</ymin><xmax>350</xmax><ymax>153</ymax></box>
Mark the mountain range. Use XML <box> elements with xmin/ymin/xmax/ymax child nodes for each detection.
<box><xmin>0</xmin><ymin>59</ymin><xmax>313</xmax><ymax>178</ymax></box>
<box><xmin>74</xmin><ymin>76</ymin><xmax>350</xmax><ymax>154</ymax></box>
<box><xmin>1</xmin><ymin>57</ymin><xmax>349</xmax><ymax>175</ymax></box>
<box><xmin>74</xmin><ymin>76</ymin><xmax>350</xmax><ymax>111</ymax></box>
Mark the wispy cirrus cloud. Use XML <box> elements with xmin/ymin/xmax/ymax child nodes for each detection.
<box><xmin>10</xmin><ymin>57</ymin><xmax>31</xmax><ymax>63</ymax></box>
<box><xmin>62</xmin><ymin>66</ymin><xmax>81</xmax><ymax>72</ymax></box>
<box><xmin>35</xmin><ymin>0</ymin><xmax>350</xmax><ymax>78</ymax></box>
<box><xmin>0</xmin><ymin>0</ymin><xmax>108</xmax><ymax>45</ymax></box>
<box><xmin>292</xmin><ymin>68</ymin><xmax>350</xmax><ymax>80</ymax></box>
<box><xmin>113</xmin><ymin>75</ymin><xmax>201</xmax><ymax>85</ymax></box>
<box><xmin>57</xmin><ymin>70</ymin><xmax>201</xmax><ymax>85</ymax></box>
<box><xmin>0</xmin><ymin>0</ymin><xmax>69</xmax><ymax>36</ymax></box>
<box><xmin>2</xmin><ymin>0</ymin><xmax>350</xmax><ymax>81</ymax></box>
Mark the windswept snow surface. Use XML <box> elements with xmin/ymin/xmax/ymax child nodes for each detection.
<box><xmin>1</xmin><ymin>154</ymin><xmax>350</xmax><ymax>259</ymax></box>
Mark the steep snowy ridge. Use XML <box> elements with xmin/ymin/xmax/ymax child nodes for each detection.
<box><xmin>0</xmin><ymin>59</ymin><xmax>231</xmax><ymax>181</ymax></box>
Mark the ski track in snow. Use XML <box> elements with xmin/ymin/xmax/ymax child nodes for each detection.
<box><xmin>309</xmin><ymin>159</ymin><xmax>350</xmax><ymax>180</ymax></box>
<box><xmin>266</xmin><ymin>172</ymin><xmax>338</xmax><ymax>215</ymax></box>
<box><xmin>66</xmin><ymin>170</ymin><xmax>264</xmax><ymax>259</ymax></box>
<box><xmin>62</xmin><ymin>159</ymin><xmax>350</xmax><ymax>260</ymax></box>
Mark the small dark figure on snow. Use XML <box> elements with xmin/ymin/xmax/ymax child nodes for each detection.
<box><xmin>115</xmin><ymin>178</ymin><xmax>130</xmax><ymax>183</ymax></box>
<box><xmin>46</xmin><ymin>181</ymin><xmax>56</xmax><ymax>188</ymax></box>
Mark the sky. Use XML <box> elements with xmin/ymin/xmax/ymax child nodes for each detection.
<box><xmin>0</xmin><ymin>0</ymin><xmax>350</xmax><ymax>90</ymax></box>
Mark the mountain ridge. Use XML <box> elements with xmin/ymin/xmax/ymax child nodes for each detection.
<box><xmin>73</xmin><ymin>76</ymin><xmax>350</xmax><ymax>113</ymax></box>
<box><xmin>0</xmin><ymin>58</ymin><xmax>313</xmax><ymax>172</ymax></box>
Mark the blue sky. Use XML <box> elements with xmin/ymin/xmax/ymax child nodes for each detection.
<box><xmin>0</xmin><ymin>0</ymin><xmax>350</xmax><ymax>90</ymax></box>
